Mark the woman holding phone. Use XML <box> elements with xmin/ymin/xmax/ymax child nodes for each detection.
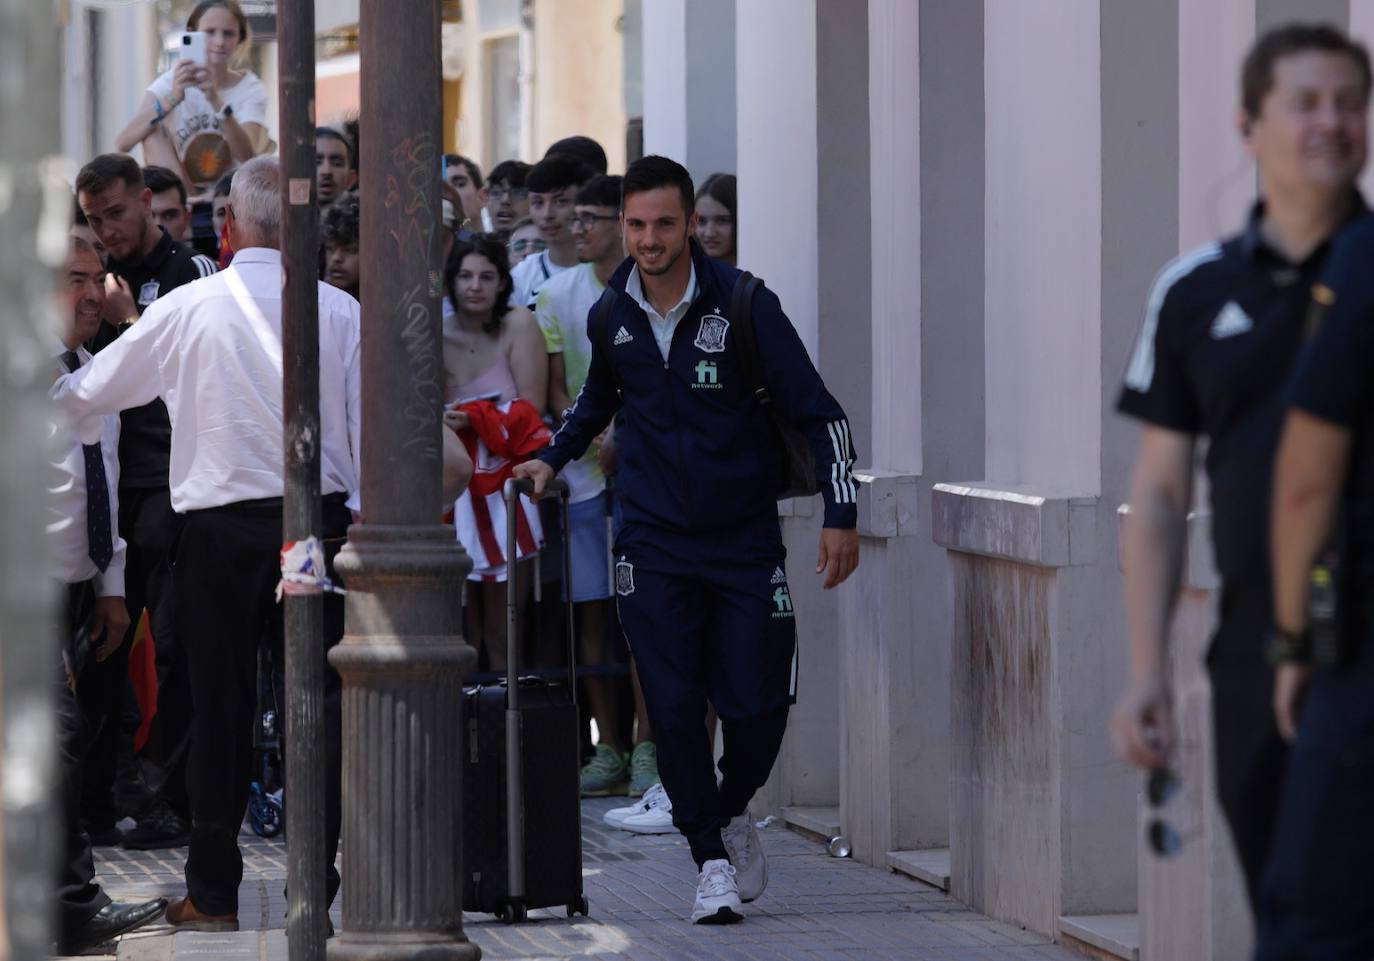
<box><xmin>116</xmin><ymin>0</ymin><xmax>269</xmax><ymax>198</ymax></box>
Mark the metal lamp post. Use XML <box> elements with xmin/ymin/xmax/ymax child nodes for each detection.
<box><xmin>326</xmin><ymin>0</ymin><xmax>479</xmax><ymax>958</ymax></box>
<box><xmin>277</xmin><ymin>1</ymin><xmax>329</xmax><ymax>958</ymax></box>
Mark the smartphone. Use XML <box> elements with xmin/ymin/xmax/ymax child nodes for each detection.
<box><xmin>180</xmin><ymin>32</ymin><xmax>207</xmax><ymax>66</ymax></box>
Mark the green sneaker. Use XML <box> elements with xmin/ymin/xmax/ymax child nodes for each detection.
<box><xmin>580</xmin><ymin>743</ymin><xmax>630</xmax><ymax>797</ymax></box>
<box><xmin>628</xmin><ymin>741</ymin><xmax>660</xmax><ymax>797</ymax></box>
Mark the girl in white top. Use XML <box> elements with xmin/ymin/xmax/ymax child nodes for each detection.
<box><xmin>115</xmin><ymin>0</ymin><xmax>270</xmax><ymax>198</ymax></box>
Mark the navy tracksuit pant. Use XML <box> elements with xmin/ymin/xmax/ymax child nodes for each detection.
<box><xmin>1254</xmin><ymin>625</ymin><xmax>1374</xmax><ymax>960</ymax></box>
<box><xmin>614</xmin><ymin>517</ymin><xmax>797</xmax><ymax>868</ymax></box>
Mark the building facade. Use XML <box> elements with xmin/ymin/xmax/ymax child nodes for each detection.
<box><xmin>457</xmin><ymin>0</ymin><xmax>633</xmax><ymax>173</ymax></box>
<box><xmin>54</xmin><ymin>1</ymin><xmax>1374</xmax><ymax>958</ymax></box>
<box><xmin>645</xmin><ymin>2</ymin><xmax>1374</xmax><ymax>960</ymax></box>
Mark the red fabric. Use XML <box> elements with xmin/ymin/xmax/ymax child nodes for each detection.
<box><xmin>456</xmin><ymin>398</ymin><xmax>552</xmax><ymax>498</ymax></box>
<box><xmin>468</xmin><ymin>488</ymin><xmax>507</xmax><ymax>578</ymax></box>
<box><xmin>128</xmin><ymin>611</ymin><xmax>158</xmax><ymax>752</ymax></box>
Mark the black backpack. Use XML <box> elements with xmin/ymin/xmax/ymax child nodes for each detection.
<box><xmin>596</xmin><ymin>272</ymin><xmax>818</xmax><ymax>500</ymax></box>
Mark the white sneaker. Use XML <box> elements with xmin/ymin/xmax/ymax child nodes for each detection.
<box><xmin>621</xmin><ymin>783</ymin><xmax>674</xmax><ymax>834</ymax></box>
<box><xmin>690</xmin><ymin>858</ymin><xmax>743</xmax><ymax>924</ymax></box>
<box><xmin>603</xmin><ymin>782</ymin><xmax>672</xmax><ymax>830</ymax></box>
<box><xmin>722</xmin><ymin>810</ymin><xmax>767</xmax><ymax>902</ymax></box>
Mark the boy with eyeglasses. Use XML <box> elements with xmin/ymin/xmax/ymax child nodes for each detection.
<box><xmin>506</xmin><ymin>218</ymin><xmax>546</xmax><ymax>267</ymax></box>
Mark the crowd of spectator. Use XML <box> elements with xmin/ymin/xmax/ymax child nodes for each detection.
<box><xmin>45</xmin><ymin>1</ymin><xmax>758</xmax><ymax>948</ymax></box>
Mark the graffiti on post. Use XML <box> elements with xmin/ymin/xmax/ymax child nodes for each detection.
<box><xmin>396</xmin><ymin>281</ymin><xmax>442</xmax><ymax>460</ymax></box>
<box><xmin>384</xmin><ymin>133</ymin><xmax>438</xmax><ymax>266</ymax></box>
<box><xmin>383</xmin><ymin>130</ymin><xmax>443</xmax><ymax>462</ymax></box>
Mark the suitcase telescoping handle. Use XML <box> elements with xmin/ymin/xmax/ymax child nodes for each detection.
<box><xmin>502</xmin><ymin>475</ymin><xmax>577</xmax><ymax>705</ymax></box>
<box><xmin>501</xmin><ymin>475</ymin><xmax>577</xmax><ymax>906</ymax></box>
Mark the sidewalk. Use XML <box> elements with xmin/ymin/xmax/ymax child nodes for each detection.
<box><xmin>68</xmin><ymin>800</ymin><xmax>1080</xmax><ymax>960</ymax></box>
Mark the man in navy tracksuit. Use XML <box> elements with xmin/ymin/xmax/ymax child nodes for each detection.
<box><xmin>516</xmin><ymin>155</ymin><xmax>860</xmax><ymax>924</ymax></box>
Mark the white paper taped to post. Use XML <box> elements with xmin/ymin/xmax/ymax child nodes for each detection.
<box><xmin>277</xmin><ymin>536</ymin><xmax>346</xmax><ymax>601</ymax></box>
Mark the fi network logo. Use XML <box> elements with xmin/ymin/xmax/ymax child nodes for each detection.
<box><xmin>772</xmin><ymin>584</ymin><xmax>794</xmax><ymax>619</ymax></box>
<box><xmin>694</xmin><ymin>360</ymin><xmax>722</xmax><ymax>389</ymax></box>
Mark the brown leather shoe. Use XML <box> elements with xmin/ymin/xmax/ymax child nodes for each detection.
<box><xmin>165</xmin><ymin>896</ymin><xmax>239</xmax><ymax>931</ymax></box>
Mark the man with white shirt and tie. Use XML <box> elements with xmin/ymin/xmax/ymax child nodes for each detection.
<box><xmin>53</xmin><ymin>155</ymin><xmax>362</xmax><ymax>930</ymax></box>
<box><xmin>50</xmin><ymin>229</ymin><xmax>167</xmax><ymax>953</ymax></box>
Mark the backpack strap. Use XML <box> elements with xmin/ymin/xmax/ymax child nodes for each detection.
<box><xmin>729</xmin><ymin>271</ymin><xmax>768</xmax><ymax>406</ymax></box>
<box><xmin>595</xmin><ymin>285</ymin><xmax>622</xmax><ymax>396</ymax></box>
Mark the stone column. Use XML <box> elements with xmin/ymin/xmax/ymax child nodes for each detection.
<box><xmin>931</xmin><ymin>0</ymin><xmax>1178</xmax><ymax>946</ymax></box>
<box><xmin>640</xmin><ymin>0</ymin><xmax>736</xmax><ymax>185</ymax></box>
<box><xmin>734</xmin><ymin>0</ymin><xmax>870</xmax><ymax>823</ymax></box>
<box><xmin>326</xmin><ymin>0</ymin><xmax>479</xmax><ymax>957</ymax></box>
<box><xmin>835</xmin><ymin>0</ymin><xmax>986</xmax><ymax>876</ymax></box>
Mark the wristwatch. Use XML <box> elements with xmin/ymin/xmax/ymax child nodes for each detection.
<box><xmin>220</xmin><ymin>103</ymin><xmax>234</xmax><ymax>120</ymax></box>
<box><xmin>1267</xmin><ymin>627</ymin><xmax>1312</xmax><ymax>666</ymax></box>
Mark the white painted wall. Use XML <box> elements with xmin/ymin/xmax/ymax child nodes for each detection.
<box><xmin>1353</xmin><ymin>2</ymin><xmax>1374</xmax><ymax>201</ymax></box>
<box><xmin>735</xmin><ymin>0</ymin><xmax>819</xmax><ymax>358</ymax></box>
<box><xmin>868</xmin><ymin>0</ymin><xmax>921</xmax><ymax>475</ymax></box>
<box><xmin>62</xmin><ymin>11</ymin><xmax>94</xmax><ymax>169</ymax></box>
<box><xmin>317</xmin><ymin>0</ymin><xmax>360</xmax><ymax>33</ymax></box>
<box><xmin>640</xmin><ymin>0</ymin><xmax>735</xmax><ymax>184</ymax></box>
<box><xmin>1178</xmin><ymin>0</ymin><xmax>1256</xmax><ymax>251</ymax></box>
<box><xmin>93</xmin><ymin>4</ymin><xmax>158</xmax><ymax>155</ymax></box>
<box><xmin>682</xmin><ymin>0</ymin><xmax>736</xmax><ymax>184</ymax></box>
<box><xmin>641</xmin><ymin>0</ymin><xmax>689</xmax><ymax>163</ymax></box>
<box><xmin>982</xmin><ymin>2</ymin><xmax>1101</xmax><ymax>493</ymax></box>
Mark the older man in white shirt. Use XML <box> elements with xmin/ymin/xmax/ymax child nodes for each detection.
<box><xmin>53</xmin><ymin>155</ymin><xmax>361</xmax><ymax>930</ymax></box>
<box><xmin>50</xmin><ymin>229</ymin><xmax>167</xmax><ymax>953</ymax></box>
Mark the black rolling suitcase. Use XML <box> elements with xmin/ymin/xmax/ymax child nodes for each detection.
<box><xmin>461</xmin><ymin>476</ymin><xmax>589</xmax><ymax>923</ymax></box>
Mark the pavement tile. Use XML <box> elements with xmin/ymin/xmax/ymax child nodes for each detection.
<box><xmin>52</xmin><ymin>799</ymin><xmax>1096</xmax><ymax>961</ymax></box>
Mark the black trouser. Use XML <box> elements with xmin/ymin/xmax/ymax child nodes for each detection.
<box><xmin>1207</xmin><ymin>605</ymin><xmax>1288</xmax><ymax>912</ymax></box>
<box><xmin>58</xmin><ymin>580</ymin><xmax>113</xmax><ymax>935</ymax></box>
<box><xmin>175</xmin><ymin>495</ymin><xmax>349</xmax><ymax>915</ymax></box>
<box><xmin>77</xmin><ymin>639</ymin><xmax>144</xmax><ymax>827</ymax></box>
<box><xmin>81</xmin><ymin>486</ymin><xmax>188</xmax><ymax>822</ymax></box>
<box><xmin>1255</xmin><ymin>627</ymin><xmax>1374</xmax><ymax>959</ymax></box>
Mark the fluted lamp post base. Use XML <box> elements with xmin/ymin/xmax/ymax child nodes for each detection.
<box><xmin>327</xmin><ymin>525</ymin><xmax>481</xmax><ymax>961</ymax></box>
<box><xmin>326</xmin><ymin>935</ymin><xmax>480</xmax><ymax>961</ymax></box>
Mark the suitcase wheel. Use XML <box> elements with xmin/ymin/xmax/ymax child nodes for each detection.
<box><xmin>566</xmin><ymin>896</ymin><xmax>589</xmax><ymax>918</ymax></box>
<box><xmin>495</xmin><ymin>901</ymin><xmax>527</xmax><ymax>924</ymax></box>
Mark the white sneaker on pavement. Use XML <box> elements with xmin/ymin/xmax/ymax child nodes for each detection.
<box><xmin>603</xmin><ymin>782</ymin><xmax>672</xmax><ymax>831</ymax></box>
<box><xmin>722</xmin><ymin>810</ymin><xmax>768</xmax><ymax>902</ymax></box>
<box><xmin>690</xmin><ymin>858</ymin><xmax>743</xmax><ymax>924</ymax></box>
<box><xmin>620</xmin><ymin>783</ymin><xmax>674</xmax><ymax>834</ymax></box>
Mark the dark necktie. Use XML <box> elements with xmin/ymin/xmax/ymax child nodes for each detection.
<box><xmin>61</xmin><ymin>350</ymin><xmax>113</xmax><ymax>572</ymax></box>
